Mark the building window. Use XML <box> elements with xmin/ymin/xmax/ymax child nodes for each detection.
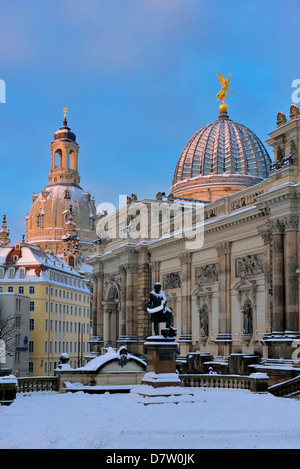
<box><xmin>45</xmin><ymin>319</ymin><xmax>48</xmax><ymax>332</ymax></box>
<box><xmin>45</xmin><ymin>286</ymin><xmax>49</xmax><ymax>295</ymax></box>
<box><xmin>29</xmin><ymin>341</ymin><xmax>34</xmax><ymax>353</ymax></box>
<box><xmin>29</xmin><ymin>301</ymin><xmax>35</xmax><ymax>311</ymax></box>
<box><xmin>15</xmin><ymin>316</ymin><xmax>21</xmax><ymax>328</ymax></box>
<box><xmin>29</xmin><ymin>318</ymin><xmax>35</xmax><ymax>331</ymax></box>
<box><xmin>8</xmin><ymin>269</ymin><xmax>15</xmax><ymax>278</ymax></box>
<box><xmin>29</xmin><ymin>286</ymin><xmax>35</xmax><ymax>294</ymax></box>
<box><xmin>18</xmin><ymin>286</ymin><xmax>24</xmax><ymax>294</ymax></box>
<box><xmin>8</xmin><ymin>286</ymin><xmax>13</xmax><ymax>293</ymax></box>
<box><xmin>0</xmin><ymin>286</ymin><xmax>2</xmax><ymax>293</ymax></box>
<box><xmin>37</xmin><ymin>214</ymin><xmax>44</xmax><ymax>228</ymax></box>
<box><xmin>29</xmin><ymin>362</ymin><xmax>34</xmax><ymax>373</ymax></box>
<box><xmin>19</xmin><ymin>268</ymin><xmax>26</xmax><ymax>278</ymax></box>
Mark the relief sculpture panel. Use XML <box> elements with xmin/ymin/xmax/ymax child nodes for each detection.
<box><xmin>235</xmin><ymin>253</ymin><xmax>264</xmax><ymax>278</ymax></box>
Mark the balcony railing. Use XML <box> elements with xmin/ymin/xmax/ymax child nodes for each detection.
<box><xmin>17</xmin><ymin>376</ymin><xmax>59</xmax><ymax>393</ymax></box>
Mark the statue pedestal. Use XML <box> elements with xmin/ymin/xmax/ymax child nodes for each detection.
<box><xmin>141</xmin><ymin>335</ymin><xmax>181</xmax><ymax>388</ymax></box>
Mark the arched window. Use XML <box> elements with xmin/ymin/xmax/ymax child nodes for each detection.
<box><xmin>69</xmin><ymin>150</ymin><xmax>77</xmax><ymax>170</ymax></box>
<box><xmin>68</xmin><ymin>256</ymin><xmax>75</xmax><ymax>267</ymax></box>
<box><xmin>64</xmin><ymin>189</ymin><xmax>71</xmax><ymax>199</ymax></box>
<box><xmin>54</xmin><ymin>149</ymin><xmax>62</xmax><ymax>168</ymax></box>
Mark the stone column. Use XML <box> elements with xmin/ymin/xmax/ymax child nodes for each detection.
<box><xmin>118</xmin><ymin>265</ymin><xmax>127</xmax><ymax>339</ymax></box>
<box><xmin>268</xmin><ymin>219</ymin><xmax>285</xmax><ymax>335</ymax></box>
<box><xmin>137</xmin><ymin>248</ymin><xmax>151</xmax><ymax>344</ymax></box>
<box><xmin>283</xmin><ymin>216</ymin><xmax>299</xmax><ymax>334</ymax></box>
<box><xmin>103</xmin><ymin>304</ymin><xmax>110</xmax><ymax>346</ymax></box>
<box><xmin>179</xmin><ymin>252</ymin><xmax>192</xmax><ymax>349</ymax></box>
<box><xmin>260</xmin><ymin>229</ymin><xmax>272</xmax><ymax>337</ymax></box>
<box><xmin>96</xmin><ymin>273</ymin><xmax>104</xmax><ymax>341</ymax></box>
<box><xmin>92</xmin><ymin>274</ymin><xmax>98</xmax><ymax>337</ymax></box>
<box><xmin>125</xmin><ymin>263</ymin><xmax>139</xmax><ymax>340</ymax></box>
<box><xmin>215</xmin><ymin>242</ymin><xmax>232</xmax><ymax>346</ymax></box>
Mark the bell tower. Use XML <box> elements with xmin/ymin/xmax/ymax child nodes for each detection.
<box><xmin>48</xmin><ymin>108</ymin><xmax>81</xmax><ymax>186</ymax></box>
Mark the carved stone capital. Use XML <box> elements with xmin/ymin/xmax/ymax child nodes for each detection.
<box><xmin>267</xmin><ymin>219</ymin><xmax>285</xmax><ymax>235</ymax></box>
<box><xmin>179</xmin><ymin>252</ymin><xmax>193</xmax><ymax>264</ymax></box>
<box><xmin>150</xmin><ymin>260</ymin><xmax>161</xmax><ymax>272</ymax></box>
<box><xmin>215</xmin><ymin>241</ymin><xmax>231</xmax><ymax>256</ymax></box>
<box><xmin>283</xmin><ymin>215</ymin><xmax>298</xmax><ymax>232</ymax></box>
<box><xmin>260</xmin><ymin>229</ymin><xmax>271</xmax><ymax>245</ymax></box>
<box><xmin>122</xmin><ymin>263</ymin><xmax>139</xmax><ymax>274</ymax></box>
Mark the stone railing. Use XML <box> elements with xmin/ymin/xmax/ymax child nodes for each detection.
<box><xmin>17</xmin><ymin>376</ymin><xmax>60</xmax><ymax>393</ymax></box>
<box><xmin>270</xmin><ymin>153</ymin><xmax>295</xmax><ymax>173</ymax></box>
<box><xmin>179</xmin><ymin>372</ymin><xmax>269</xmax><ymax>393</ymax></box>
<box><xmin>268</xmin><ymin>375</ymin><xmax>300</xmax><ymax>397</ymax></box>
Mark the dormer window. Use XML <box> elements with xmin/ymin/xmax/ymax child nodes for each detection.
<box><xmin>19</xmin><ymin>268</ymin><xmax>26</xmax><ymax>278</ymax></box>
<box><xmin>8</xmin><ymin>268</ymin><xmax>15</xmax><ymax>278</ymax></box>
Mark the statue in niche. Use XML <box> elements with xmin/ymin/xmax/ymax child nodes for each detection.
<box><xmin>199</xmin><ymin>305</ymin><xmax>209</xmax><ymax>337</ymax></box>
<box><xmin>242</xmin><ymin>303</ymin><xmax>253</xmax><ymax>335</ymax></box>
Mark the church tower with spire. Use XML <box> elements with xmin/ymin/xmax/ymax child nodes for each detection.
<box><xmin>26</xmin><ymin>109</ymin><xmax>98</xmax><ymax>266</ymax></box>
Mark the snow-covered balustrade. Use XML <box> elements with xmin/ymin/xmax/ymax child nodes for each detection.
<box><xmin>180</xmin><ymin>372</ymin><xmax>269</xmax><ymax>393</ymax></box>
<box><xmin>17</xmin><ymin>376</ymin><xmax>59</xmax><ymax>393</ymax></box>
<box><xmin>268</xmin><ymin>374</ymin><xmax>300</xmax><ymax>397</ymax></box>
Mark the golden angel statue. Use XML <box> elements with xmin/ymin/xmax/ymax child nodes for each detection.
<box><xmin>216</xmin><ymin>73</ymin><xmax>234</xmax><ymax>103</ymax></box>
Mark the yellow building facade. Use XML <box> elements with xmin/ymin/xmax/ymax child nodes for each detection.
<box><xmin>0</xmin><ymin>243</ymin><xmax>91</xmax><ymax>376</ymax></box>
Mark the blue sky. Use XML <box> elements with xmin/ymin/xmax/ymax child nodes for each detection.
<box><xmin>0</xmin><ymin>0</ymin><xmax>299</xmax><ymax>242</ymax></box>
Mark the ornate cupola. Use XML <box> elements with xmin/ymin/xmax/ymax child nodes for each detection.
<box><xmin>48</xmin><ymin>108</ymin><xmax>81</xmax><ymax>186</ymax></box>
<box><xmin>26</xmin><ymin>109</ymin><xmax>98</xmax><ymax>260</ymax></box>
<box><xmin>171</xmin><ymin>74</ymin><xmax>272</xmax><ymax>202</ymax></box>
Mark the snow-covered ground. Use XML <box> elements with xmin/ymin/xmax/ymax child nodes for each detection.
<box><xmin>0</xmin><ymin>386</ymin><xmax>300</xmax><ymax>449</ymax></box>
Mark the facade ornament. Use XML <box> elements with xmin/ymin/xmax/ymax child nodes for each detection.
<box><xmin>179</xmin><ymin>252</ymin><xmax>193</xmax><ymax>264</ymax></box>
<box><xmin>195</xmin><ymin>264</ymin><xmax>218</xmax><ymax>284</ymax></box>
<box><xmin>235</xmin><ymin>253</ymin><xmax>264</xmax><ymax>278</ymax></box>
<box><xmin>283</xmin><ymin>215</ymin><xmax>298</xmax><ymax>232</ymax></box>
<box><xmin>163</xmin><ymin>272</ymin><xmax>181</xmax><ymax>289</ymax></box>
<box><xmin>215</xmin><ymin>241</ymin><xmax>231</xmax><ymax>256</ymax></box>
<box><xmin>0</xmin><ymin>215</ymin><xmax>10</xmax><ymax>247</ymax></box>
<box><xmin>276</xmin><ymin>111</ymin><xmax>287</xmax><ymax>127</ymax></box>
<box><xmin>267</xmin><ymin>218</ymin><xmax>285</xmax><ymax>235</ymax></box>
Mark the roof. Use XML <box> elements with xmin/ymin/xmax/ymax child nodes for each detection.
<box><xmin>172</xmin><ymin>109</ymin><xmax>272</xmax><ymax>186</ymax></box>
